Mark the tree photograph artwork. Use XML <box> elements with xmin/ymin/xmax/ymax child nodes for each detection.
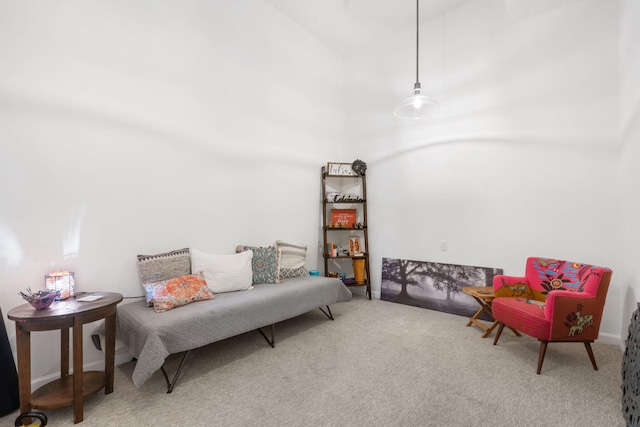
<box><xmin>381</xmin><ymin>257</ymin><xmax>503</xmax><ymax>319</ymax></box>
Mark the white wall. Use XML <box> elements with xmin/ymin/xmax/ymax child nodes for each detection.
<box><xmin>0</xmin><ymin>0</ymin><xmax>343</xmax><ymax>384</ymax></box>
<box><xmin>0</xmin><ymin>0</ymin><xmax>632</xmax><ymax>388</ymax></box>
<box><xmin>619</xmin><ymin>0</ymin><xmax>640</xmax><ymax>338</ymax></box>
<box><xmin>344</xmin><ymin>0</ymin><xmax>623</xmax><ymax>341</ymax></box>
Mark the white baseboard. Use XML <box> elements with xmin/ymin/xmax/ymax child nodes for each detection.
<box><xmin>31</xmin><ymin>349</ymin><xmax>133</xmax><ymax>390</ymax></box>
<box><xmin>349</xmin><ymin>287</ymin><xmax>381</xmax><ymax>299</ymax></box>
<box><xmin>597</xmin><ymin>332</ymin><xmax>625</xmax><ymax>352</ymax></box>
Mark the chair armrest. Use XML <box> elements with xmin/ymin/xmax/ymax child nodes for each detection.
<box><xmin>544</xmin><ymin>290</ymin><xmax>594</xmax><ymax>317</ymax></box>
<box><xmin>544</xmin><ymin>291</ymin><xmax>602</xmax><ymax>340</ymax></box>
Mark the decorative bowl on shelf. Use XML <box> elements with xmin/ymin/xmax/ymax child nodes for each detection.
<box><xmin>19</xmin><ymin>289</ymin><xmax>61</xmax><ymax>310</ymax></box>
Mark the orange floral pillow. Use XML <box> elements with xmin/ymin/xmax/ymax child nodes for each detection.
<box><xmin>144</xmin><ymin>272</ymin><xmax>214</xmax><ymax>313</ymax></box>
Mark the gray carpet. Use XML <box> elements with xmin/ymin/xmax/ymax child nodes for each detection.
<box><xmin>1</xmin><ymin>296</ymin><xmax>626</xmax><ymax>426</ymax></box>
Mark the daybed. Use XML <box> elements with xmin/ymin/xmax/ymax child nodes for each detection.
<box><xmin>94</xmin><ymin>244</ymin><xmax>352</xmax><ymax>392</ymax></box>
<box><xmin>94</xmin><ymin>272</ymin><xmax>352</xmax><ymax>392</ymax></box>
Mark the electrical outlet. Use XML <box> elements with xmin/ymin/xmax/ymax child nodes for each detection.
<box><xmin>440</xmin><ymin>241</ymin><xmax>447</xmax><ymax>251</ymax></box>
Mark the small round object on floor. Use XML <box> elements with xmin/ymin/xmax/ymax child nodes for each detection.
<box><xmin>14</xmin><ymin>411</ymin><xmax>47</xmax><ymax>427</ymax></box>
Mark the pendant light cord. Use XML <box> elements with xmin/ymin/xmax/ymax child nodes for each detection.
<box><xmin>416</xmin><ymin>0</ymin><xmax>419</xmax><ymax>84</ymax></box>
<box><xmin>394</xmin><ymin>0</ymin><xmax>440</xmax><ymax>118</ymax></box>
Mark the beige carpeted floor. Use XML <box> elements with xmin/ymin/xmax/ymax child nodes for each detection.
<box><xmin>1</xmin><ymin>296</ymin><xmax>626</xmax><ymax>426</ymax></box>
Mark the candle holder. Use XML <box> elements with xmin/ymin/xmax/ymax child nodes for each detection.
<box><xmin>45</xmin><ymin>271</ymin><xmax>75</xmax><ymax>300</ymax></box>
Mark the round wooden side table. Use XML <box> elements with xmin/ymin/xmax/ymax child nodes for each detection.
<box><xmin>8</xmin><ymin>292</ymin><xmax>122</xmax><ymax>424</ymax></box>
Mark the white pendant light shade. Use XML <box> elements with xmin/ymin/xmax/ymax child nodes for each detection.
<box><xmin>394</xmin><ymin>83</ymin><xmax>441</xmax><ymax>119</ymax></box>
<box><xmin>394</xmin><ymin>0</ymin><xmax>440</xmax><ymax>119</ymax></box>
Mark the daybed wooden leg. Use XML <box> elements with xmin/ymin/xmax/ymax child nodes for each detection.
<box><xmin>258</xmin><ymin>324</ymin><xmax>275</xmax><ymax>348</ymax></box>
<box><xmin>160</xmin><ymin>350</ymin><xmax>191</xmax><ymax>394</ymax></box>
<box><xmin>584</xmin><ymin>341</ymin><xmax>598</xmax><ymax>370</ymax></box>
<box><xmin>319</xmin><ymin>306</ymin><xmax>334</xmax><ymax>320</ymax></box>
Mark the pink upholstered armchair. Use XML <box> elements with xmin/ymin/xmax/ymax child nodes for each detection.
<box><xmin>492</xmin><ymin>257</ymin><xmax>612</xmax><ymax>374</ymax></box>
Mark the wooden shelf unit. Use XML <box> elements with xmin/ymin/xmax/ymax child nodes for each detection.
<box><xmin>321</xmin><ymin>165</ymin><xmax>372</xmax><ymax>299</ymax></box>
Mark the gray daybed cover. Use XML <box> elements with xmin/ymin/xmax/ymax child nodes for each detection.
<box><xmin>98</xmin><ymin>276</ymin><xmax>352</xmax><ymax>387</ymax></box>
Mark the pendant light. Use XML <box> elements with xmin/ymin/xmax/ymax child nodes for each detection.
<box><xmin>394</xmin><ymin>0</ymin><xmax>440</xmax><ymax>119</ymax></box>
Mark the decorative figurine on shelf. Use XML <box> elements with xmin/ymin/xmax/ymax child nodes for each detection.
<box><xmin>334</xmin><ymin>222</ymin><xmax>340</xmax><ymax>228</ymax></box>
<box><xmin>352</xmin><ymin>159</ymin><xmax>367</xmax><ymax>176</ymax></box>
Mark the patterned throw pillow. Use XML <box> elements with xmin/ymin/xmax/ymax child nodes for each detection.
<box><xmin>236</xmin><ymin>245</ymin><xmax>279</xmax><ymax>284</ymax></box>
<box><xmin>144</xmin><ymin>272</ymin><xmax>214</xmax><ymax>313</ymax></box>
<box><xmin>276</xmin><ymin>240</ymin><xmax>309</xmax><ymax>279</ymax></box>
<box><xmin>137</xmin><ymin>248</ymin><xmax>191</xmax><ymax>285</ymax></box>
<box><xmin>144</xmin><ymin>282</ymin><xmax>164</xmax><ymax>306</ymax></box>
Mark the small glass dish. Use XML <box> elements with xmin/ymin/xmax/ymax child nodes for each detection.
<box><xmin>19</xmin><ymin>289</ymin><xmax>61</xmax><ymax>310</ymax></box>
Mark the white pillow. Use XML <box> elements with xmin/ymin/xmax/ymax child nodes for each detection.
<box><xmin>190</xmin><ymin>249</ymin><xmax>253</xmax><ymax>293</ymax></box>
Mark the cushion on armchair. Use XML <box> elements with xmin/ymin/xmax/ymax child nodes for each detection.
<box><xmin>492</xmin><ymin>297</ymin><xmax>548</xmax><ymax>339</ymax></box>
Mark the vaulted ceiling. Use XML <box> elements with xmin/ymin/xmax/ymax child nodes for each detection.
<box><xmin>266</xmin><ymin>0</ymin><xmax>478</xmax><ymax>56</ymax></box>
<box><xmin>266</xmin><ymin>0</ymin><xmax>585</xmax><ymax>56</ymax></box>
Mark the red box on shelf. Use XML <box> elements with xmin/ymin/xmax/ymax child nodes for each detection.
<box><xmin>330</xmin><ymin>209</ymin><xmax>356</xmax><ymax>227</ymax></box>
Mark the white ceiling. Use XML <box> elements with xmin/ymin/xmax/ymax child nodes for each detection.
<box><xmin>266</xmin><ymin>0</ymin><xmax>586</xmax><ymax>56</ymax></box>
<box><xmin>266</xmin><ymin>0</ymin><xmax>478</xmax><ymax>56</ymax></box>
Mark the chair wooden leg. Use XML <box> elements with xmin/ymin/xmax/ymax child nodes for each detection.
<box><xmin>493</xmin><ymin>322</ymin><xmax>505</xmax><ymax>345</ymax></box>
<box><xmin>584</xmin><ymin>342</ymin><xmax>598</xmax><ymax>370</ymax></box>
<box><xmin>537</xmin><ymin>341</ymin><xmax>548</xmax><ymax>374</ymax></box>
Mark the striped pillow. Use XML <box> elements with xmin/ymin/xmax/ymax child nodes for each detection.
<box><xmin>276</xmin><ymin>240</ymin><xmax>309</xmax><ymax>279</ymax></box>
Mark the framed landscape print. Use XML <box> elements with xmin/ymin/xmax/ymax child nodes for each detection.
<box><xmin>380</xmin><ymin>257</ymin><xmax>502</xmax><ymax>320</ymax></box>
